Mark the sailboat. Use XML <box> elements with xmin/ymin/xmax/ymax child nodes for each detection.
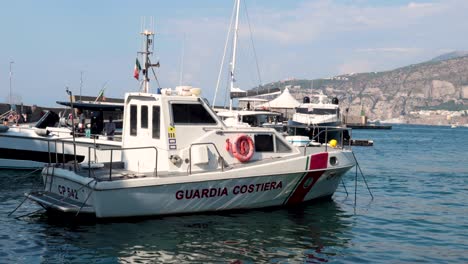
<box><xmin>212</xmin><ymin>0</ymin><xmax>285</xmax><ymax>130</ymax></box>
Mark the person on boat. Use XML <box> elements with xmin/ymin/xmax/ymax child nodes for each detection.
<box><xmin>76</xmin><ymin>108</ymin><xmax>85</xmax><ymax>134</ymax></box>
<box><xmin>2</xmin><ymin>118</ymin><xmax>8</xmax><ymax>126</ymax></box>
<box><xmin>28</xmin><ymin>104</ymin><xmax>44</xmax><ymax>123</ymax></box>
<box><xmin>90</xmin><ymin>111</ymin><xmax>104</xmax><ymax>136</ymax></box>
<box><xmin>103</xmin><ymin>116</ymin><xmax>116</xmax><ymax>140</ymax></box>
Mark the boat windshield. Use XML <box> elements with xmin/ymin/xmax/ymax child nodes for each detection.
<box><xmin>241</xmin><ymin>114</ymin><xmax>279</xmax><ymax>126</ymax></box>
<box><xmin>296</xmin><ymin>108</ymin><xmax>337</xmax><ymax>115</ymax></box>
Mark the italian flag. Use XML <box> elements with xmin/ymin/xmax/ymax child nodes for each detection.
<box><xmin>134</xmin><ymin>58</ymin><xmax>141</xmax><ymax>80</ymax></box>
<box><xmin>95</xmin><ymin>88</ymin><xmax>106</xmax><ymax>102</ymax></box>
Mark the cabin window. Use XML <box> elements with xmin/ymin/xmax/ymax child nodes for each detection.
<box><xmin>152</xmin><ymin>106</ymin><xmax>160</xmax><ymax>139</ymax></box>
<box><xmin>141</xmin><ymin>105</ymin><xmax>148</xmax><ymax>128</ymax></box>
<box><xmin>172</xmin><ymin>103</ymin><xmax>217</xmax><ymax>124</ymax></box>
<box><xmin>254</xmin><ymin>134</ymin><xmax>274</xmax><ymax>152</ymax></box>
<box><xmin>130</xmin><ymin>105</ymin><xmax>137</xmax><ymax>136</ymax></box>
<box><xmin>296</xmin><ymin>107</ymin><xmax>336</xmax><ymax>115</ymax></box>
<box><xmin>275</xmin><ymin>136</ymin><xmax>291</xmax><ymax>152</ymax></box>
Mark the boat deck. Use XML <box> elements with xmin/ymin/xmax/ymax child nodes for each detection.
<box><xmin>47</xmin><ymin>145</ymin><xmax>347</xmax><ymax>182</ymax></box>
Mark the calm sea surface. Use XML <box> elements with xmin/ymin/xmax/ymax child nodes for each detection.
<box><xmin>0</xmin><ymin>124</ymin><xmax>467</xmax><ymax>263</ymax></box>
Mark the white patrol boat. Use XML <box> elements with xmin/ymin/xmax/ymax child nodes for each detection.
<box><xmin>26</xmin><ymin>29</ymin><xmax>356</xmax><ymax>219</ymax></box>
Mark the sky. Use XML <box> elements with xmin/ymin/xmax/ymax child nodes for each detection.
<box><xmin>1</xmin><ymin>0</ymin><xmax>468</xmax><ymax>107</ymax></box>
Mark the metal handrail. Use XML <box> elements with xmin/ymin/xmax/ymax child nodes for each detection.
<box><xmin>44</xmin><ymin>135</ymin><xmax>159</xmax><ymax>180</ymax></box>
<box><xmin>309</xmin><ymin>126</ymin><xmax>352</xmax><ymax>149</ymax></box>
<box><xmin>98</xmin><ymin>146</ymin><xmax>159</xmax><ymax>180</ymax></box>
<box><xmin>288</xmin><ymin>125</ymin><xmax>352</xmax><ymax>154</ymax></box>
<box><xmin>188</xmin><ymin>143</ymin><xmax>226</xmax><ymax>175</ymax></box>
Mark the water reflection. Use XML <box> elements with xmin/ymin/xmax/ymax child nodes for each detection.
<box><xmin>32</xmin><ymin>201</ymin><xmax>353</xmax><ymax>263</ymax></box>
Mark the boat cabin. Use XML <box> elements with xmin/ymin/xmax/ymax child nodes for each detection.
<box><xmin>120</xmin><ymin>90</ymin><xmax>295</xmax><ymax>174</ymax></box>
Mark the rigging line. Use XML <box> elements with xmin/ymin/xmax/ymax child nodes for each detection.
<box><xmin>236</xmin><ymin>40</ymin><xmax>257</xmax><ymax>91</ymax></box>
<box><xmin>14</xmin><ymin>208</ymin><xmax>46</xmax><ymax>220</ymax></box>
<box><xmin>243</xmin><ymin>1</ymin><xmax>263</xmax><ymax>93</ymax></box>
<box><xmin>8</xmin><ymin>196</ymin><xmax>29</xmax><ymax>217</ymax></box>
<box><xmin>213</xmin><ymin>0</ymin><xmax>237</xmax><ymax>107</ymax></box>
<box><xmin>354</xmin><ymin>160</ymin><xmax>358</xmax><ymax>210</ymax></box>
<box><xmin>352</xmin><ymin>151</ymin><xmax>374</xmax><ymax>199</ymax></box>
<box><xmin>341</xmin><ymin>179</ymin><xmax>349</xmax><ymax>197</ymax></box>
<box><xmin>223</xmin><ymin>69</ymin><xmax>231</xmax><ymax>109</ymax></box>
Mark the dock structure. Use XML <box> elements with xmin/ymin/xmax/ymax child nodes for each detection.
<box><xmin>346</xmin><ymin>124</ymin><xmax>392</xmax><ymax>129</ymax></box>
<box><xmin>350</xmin><ymin>139</ymin><xmax>374</xmax><ymax>146</ymax></box>
<box><xmin>344</xmin><ymin>114</ymin><xmax>392</xmax><ymax>130</ymax></box>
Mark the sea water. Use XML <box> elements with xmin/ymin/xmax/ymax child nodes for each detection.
<box><xmin>0</xmin><ymin>125</ymin><xmax>466</xmax><ymax>263</ymax></box>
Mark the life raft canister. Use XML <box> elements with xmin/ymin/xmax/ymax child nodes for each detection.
<box><xmin>231</xmin><ymin>134</ymin><xmax>255</xmax><ymax>162</ymax></box>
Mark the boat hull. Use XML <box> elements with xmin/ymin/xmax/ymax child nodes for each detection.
<box><xmin>0</xmin><ymin>127</ymin><xmax>120</xmax><ymax>169</ymax></box>
<box><xmin>33</xmin><ymin>154</ymin><xmax>353</xmax><ymax>218</ymax></box>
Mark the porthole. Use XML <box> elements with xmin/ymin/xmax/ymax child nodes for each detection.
<box><xmin>303</xmin><ymin>177</ymin><xmax>313</xmax><ymax>189</ymax></box>
<box><xmin>330</xmin><ymin>156</ymin><xmax>338</xmax><ymax>166</ymax></box>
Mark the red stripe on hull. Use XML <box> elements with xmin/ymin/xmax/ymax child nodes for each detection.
<box><xmin>286</xmin><ymin>153</ymin><xmax>328</xmax><ymax>205</ymax></box>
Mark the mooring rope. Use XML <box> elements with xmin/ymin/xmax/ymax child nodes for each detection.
<box><xmin>352</xmin><ymin>151</ymin><xmax>374</xmax><ymax>199</ymax></box>
<box><xmin>341</xmin><ymin>179</ymin><xmax>349</xmax><ymax>197</ymax></box>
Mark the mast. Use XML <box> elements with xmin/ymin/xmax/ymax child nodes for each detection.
<box><xmin>9</xmin><ymin>61</ymin><xmax>14</xmax><ymax>106</ymax></box>
<box><xmin>79</xmin><ymin>71</ymin><xmax>83</xmax><ymax>102</ymax></box>
<box><xmin>229</xmin><ymin>0</ymin><xmax>241</xmax><ymax>111</ymax></box>
<box><xmin>179</xmin><ymin>34</ymin><xmax>185</xmax><ymax>86</ymax></box>
<box><xmin>139</xmin><ymin>29</ymin><xmax>154</xmax><ymax>93</ymax></box>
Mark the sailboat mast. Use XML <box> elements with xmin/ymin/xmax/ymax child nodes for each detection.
<box><xmin>229</xmin><ymin>0</ymin><xmax>241</xmax><ymax>110</ymax></box>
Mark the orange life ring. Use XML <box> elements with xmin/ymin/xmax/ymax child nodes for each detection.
<box><xmin>232</xmin><ymin>135</ymin><xmax>255</xmax><ymax>162</ymax></box>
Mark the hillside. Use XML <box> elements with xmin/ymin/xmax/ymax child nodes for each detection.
<box><xmin>252</xmin><ymin>55</ymin><xmax>468</xmax><ymax>125</ymax></box>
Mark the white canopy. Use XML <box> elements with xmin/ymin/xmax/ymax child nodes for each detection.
<box><xmin>257</xmin><ymin>88</ymin><xmax>300</xmax><ymax>109</ymax></box>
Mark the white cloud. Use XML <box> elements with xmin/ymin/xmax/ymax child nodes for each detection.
<box><xmin>407</xmin><ymin>2</ymin><xmax>434</xmax><ymax>9</ymax></box>
<box><xmin>159</xmin><ymin>0</ymin><xmax>468</xmax><ymax>95</ymax></box>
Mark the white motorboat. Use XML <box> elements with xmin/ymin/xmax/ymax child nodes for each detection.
<box><xmin>0</xmin><ymin>103</ymin><xmax>122</xmax><ymax>170</ymax></box>
<box><xmin>287</xmin><ymin>91</ymin><xmax>346</xmax><ymax>144</ymax></box>
<box><xmin>26</xmin><ymin>27</ymin><xmax>356</xmax><ymax>219</ymax></box>
<box><xmin>217</xmin><ymin>109</ymin><xmax>284</xmax><ymax>131</ymax></box>
<box><xmin>291</xmin><ymin>91</ymin><xmax>341</xmax><ymax>127</ymax></box>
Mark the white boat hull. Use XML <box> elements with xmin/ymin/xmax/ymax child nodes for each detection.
<box><xmin>32</xmin><ymin>151</ymin><xmax>354</xmax><ymax>218</ymax></box>
<box><xmin>0</xmin><ymin>126</ymin><xmax>120</xmax><ymax>169</ymax></box>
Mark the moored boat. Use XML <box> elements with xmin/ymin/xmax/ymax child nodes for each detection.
<box><xmin>288</xmin><ymin>91</ymin><xmax>346</xmax><ymax>143</ymax></box>
<box><xmin>26</xmin><ymin>28</ymin><xmax>356</xmax><ymax>219</ymax></box>
<box><xmin>0</xmin><ymin>103</ymin><xmax>122</xmax><ymax>170</ymax></box>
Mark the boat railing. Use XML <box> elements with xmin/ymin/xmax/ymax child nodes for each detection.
<box><xmin>97</xmin><ymin>146</ymin><xmax>158</xmax><ymax>180</ymax></box>
<box><xmin>42</xmin><ymin>136</ymin><xmax>119</xmax><ymax>167</ymax></box>
<box><xmin>188</xmin><ymin>143</ymin><xmax>225</xmax><ymax>175</ymax></box>
<box><xmin>43</xmin><ymin>136</ymin><xmax>159</xmax><ymax>180</ymax></box>
<box><xmin>288</xmin><ymin>124</ymin><xmax>352</xmax><ymax>152</ymax></box>
<box><xmin>73</xmin><ymin>131</ymin><xmax>123</xmax><ymax>142</ymax></box>
<box><xmin>312</xmin><ymin>126</ymin><xmax>351</xmax><ymax>151</ymax></box>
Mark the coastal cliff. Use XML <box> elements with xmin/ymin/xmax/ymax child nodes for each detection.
<box><xmin>254</xmin><ymin>53</ymin><xmax>468</xmax><ymax>125</ymax></box>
